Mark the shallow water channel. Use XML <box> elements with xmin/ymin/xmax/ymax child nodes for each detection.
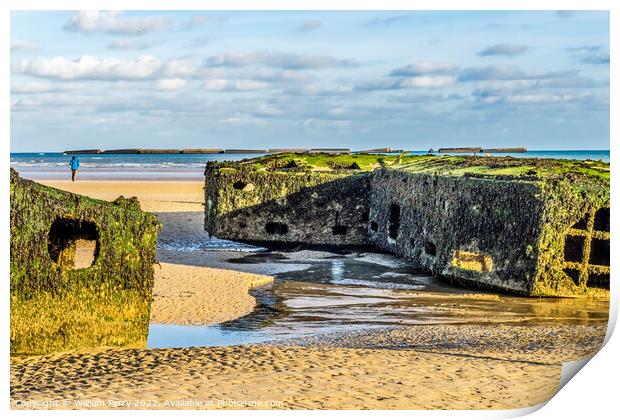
<box><xmin>147</xmin><ymin>249</ymin><xmax>609</xmax><ymax>349</ymax></box>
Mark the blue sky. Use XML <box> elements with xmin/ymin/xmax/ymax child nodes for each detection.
<box><xmin>10</xmin><ymin>10</ymin><xmax>610</xmax><ymax>152</ymax></box>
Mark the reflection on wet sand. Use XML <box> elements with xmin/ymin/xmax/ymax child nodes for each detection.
<box><xmin>148</xmin><ymin>252</ymin><xmax>608</xmax><ymax>349</ymax></box>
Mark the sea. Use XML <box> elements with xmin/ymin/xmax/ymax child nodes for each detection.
<box><xmin>10</xmin><ymin>150</ymin><xmax>610</xmax><ymax>181</ymax></box>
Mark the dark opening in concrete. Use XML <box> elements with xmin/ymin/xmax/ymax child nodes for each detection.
<box><xmin>233</xmin><ymin>181</ymin><xmax>255</xmax><ymax>192</ymax></box>
<box><xmin>589</xmin><ymin>238</ymin><xmax>610</xmax><ymax>266</ymax></box>
<box><xmin>370</xmin><ymin>221</ymin><xmax>378</xmax><ymax>232</ymax></box>
<box><xmin>563</xmin><ymin>268</ymin><xmax>581</xmax><ymax>286</ymax></box>
<box><xmin>571</xmin><ymin>214</ymin><xmax>589</xmax><ymax>230</ymax></box>
<box><xmin>48</xmin><ymin>217</ymin><xmax>99</xmax><ymax>269</ymax></box>
<box><xmin>425</xmin><ymin>241</ymin><xmax>437</xmax><ymax>256</ymax></box>
<box><xmin>593</xmin><ymin>208</ymin><xmax>610</xmax><ymax>232</ymax></box>
<box><xmin>265</xmin><ymin>222</ymin><xmax>289</xmax><ymax>235</ymax></box>
<box><xmin>587</xmin><ymin>272</ymin><xmax>610</xmax><ymax>289</ymax></box>
<box><xmin>332</xmin><ymin>226</ymin><xmax>348</xmax><ymax>235</ymax></box>
<box><xmin>563</xmin><ymin>235</ymin><xmax>584</xmax><ymax>263</ymax></box>
<box><xmin>361</xmin><ymin>211</ymin><xmax>369</xmax><ymax>222</ymax></box>
<box><xmin>388</xmin><ymin>204</ymin><xmax>400</xmax><ymax>239</ymax></box>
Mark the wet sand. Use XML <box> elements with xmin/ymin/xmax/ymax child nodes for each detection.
<box><xmin>151</xmin><ymin>263</ymin><xmax>272</xmax><ymax>325</ymax></box>
<box><xmin>10</xmin><ymin>179</ymin><xmax>607</xmax><ymax>410</ymax></box>
<box><xmin>11</xmin><ymin>343</ymin><xmax>561</xmax><ymax>410</ymax></box>
<box><xmin>11</xmin><ymin>323</ymin><xmax>606</xmax><ymax>409</ymax></box>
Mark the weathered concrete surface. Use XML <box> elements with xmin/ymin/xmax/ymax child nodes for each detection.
<box><xmin>10</xmin><ymin>169</ymin><xmax>159</xmax><ymax>355</ymax></box>
<box><xmin>368</xmin><ymin>169</ymin><xmax>544</xmax><ymax>294</ymax></box>
<box><xmin>204</xmin><ymin>153</ymin><xmax>610</xmax><ymax>297</ymax></box>
<box><xmin>205</xmin><ymin>168</ymin><xmax>371</xmax><ymax>246</ymax></box>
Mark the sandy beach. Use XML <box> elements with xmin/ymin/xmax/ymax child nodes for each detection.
<box><xmin>10</xmin><ymin>178</ymin><xmax>608</xmax><ymax>410</ymax></box>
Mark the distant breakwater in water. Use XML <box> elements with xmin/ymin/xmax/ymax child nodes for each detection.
<box><xmin>10</xmin><ymin>150</ymin><xmax>610</xmax><ymax>181</ymax></box>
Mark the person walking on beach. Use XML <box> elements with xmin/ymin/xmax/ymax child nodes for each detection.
<box><xmin>69</xmin><ymin>156</ymin><xmax>80</xmax><ymax>181</ymax></box>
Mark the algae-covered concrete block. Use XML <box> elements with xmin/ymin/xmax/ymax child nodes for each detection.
<box><xmin>10</xmin><ymin>169</ymin><xmax>160</xmax><ymax>355</ymax></box>
<box><xmin>204</xmin><ymin>153</ymin><xmax>609</xmax><ymax>297</ymax></box>
<box><xmin>204</xmin><ymin>157</ymin><xmax>371</xmax><ymax>246</ymax></box>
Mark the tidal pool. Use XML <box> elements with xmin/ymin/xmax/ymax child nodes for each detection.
<box><xmin>147</xmin><ymin>251</ymin><xmax>609</xmax><ymax>349</ymax></box>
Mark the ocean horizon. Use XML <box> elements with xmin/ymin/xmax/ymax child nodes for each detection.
<box><xmin>10</xmin><ymin>149</ymin><xmax>610</xmax><ymax>181</ymax></box>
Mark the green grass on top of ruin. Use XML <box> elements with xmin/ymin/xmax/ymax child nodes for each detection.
<box><xmin>206</xmin><ymin>152</ymin><xmax>609</xmax><ymax>182</ymax></box>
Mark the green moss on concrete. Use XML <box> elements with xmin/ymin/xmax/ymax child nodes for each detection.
<box><xmin>208</xmin><ymin>152</ymin><xmax>425</xmax><ymax>173</ymax></box>
<box><xmin>209</xmin><ymin>152</ymin><xmax>609</xmax><ymax>181</ymax></box>
<box><xmin>205</xmin><ymin>153</ymin><xmax>609</xmax><ymax>297</ymax></box>
<box><xmin>10</xmin><ymin>169</ymin><xmax>160</xmax><ymax>355</ymax></box>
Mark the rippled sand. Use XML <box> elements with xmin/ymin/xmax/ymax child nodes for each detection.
<box><xmin>11</xmin><ymin>322</ymin><xmax>606</xmax><ymax>410</ymax></box>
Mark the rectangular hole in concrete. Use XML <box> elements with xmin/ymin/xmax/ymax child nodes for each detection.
<box><xmin>265</xmin><ymin>222</ymin><xmax>288</xmax><ymax>235</ymax></box>
<box><xmin>589</xmin><ymin>238</ymin><xmax>610</xmax><ymax>266</ymax></box>
<box><xmin>332</xmin><ymin>226</ymin><xmax>348</xmax><ymax>235</ymax></box>
<box><xmin>587</xmin><ymin>272</ymin><xmax>610</xmax><ymax>289</ymax></box>
<box><xmin>452</xmin><ymin>250</ymin><xmax>493</xmax><ymax>272</ymax></box>
<box><xmin>388</xmin><ymin>204</ymin><xmax>400</xmax><ymax>239</ymax></box>
<box><xmin>593</xmin><ymin>208</ymin><xmax>610</xmax><ymax>232</ymax></box>
<box><xmin>370</xmin><ymin>221</ymin><xmax>378</xmax><ymax>232</ymax></box>
<box><xmin>563</xmin><ymin>235</ymin><xmax>585</xmax><ymax>263</ymax></box>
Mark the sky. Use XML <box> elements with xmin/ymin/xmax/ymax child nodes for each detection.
<box><xmin>10</xmin><ymin>10</ymin><xmax>610</xmax><ymax>152</ymax></box>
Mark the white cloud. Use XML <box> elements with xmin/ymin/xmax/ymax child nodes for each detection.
<box><xmin>358</xmin><ymin>75</ymin><xmax>456</xmax><ymax>91</ymax></box>
<box><xmin>400</xmin><ymin>75</ymin><xmax>456</xmax><ymax>88</ymax></box>
<box><xmin>155</xmin><ymin>78</ymin><xmax>187</xmax><ymax>91</ymax></box>
<box><xmin>162</xmin><ymin>58</ymin><xmax>197</xmax><ymax>78</ymax></box>
<box><xmin>204</xmin><ymin>79</ymin><xmax>270</xmax><ymax>91</ymax></box>
<box><xmin>390</xmin><ymin>61</ymin><xmax>458</xmax><ymax>77</ymax></box>
<box><xmin>107</xmin><ymin>38</ymin><xmax>153</xmax><ymax>50</ymax></box>
<box><xmin>64</xmin><ymin>11</ymin><xmax>171</xmax><ymax>35</ymax></box>
<box><xmin>205</xmin><ymin>51</ymin><xmax>357</xmax><ymax>69</ymax></box>
<box><xmin>504</xmin><ymin>94</ymin><xmax>580</xmax><ymax>104</ymax></box>
<box><xmin>12</xmin><ymin>55</ymin><xmax>164</xmax><ymax>80</ymax></box>
<box><xmin>218</xmin><ymin>114</ymin><xmax>267</xmax><ymax>126</ymax></box>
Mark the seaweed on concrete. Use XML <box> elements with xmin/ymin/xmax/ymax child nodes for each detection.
<box><xmin>204</xmin><ymin>153</ymin><xmax>609</xmax><ymax>297</ymax></box>
<box><xmin>10</xmin><ymin>169</ymin><xmax>160</xmax><ymax>355</ymax></box>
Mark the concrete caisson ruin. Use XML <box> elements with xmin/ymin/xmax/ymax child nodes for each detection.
<box><xmin>204</xmin><ymin>153</ymin><xmax>610</xmax><ymax>297</ymax></box>
<box><xmin>10</xmin><ymin>169</ymin><xmax>160</xmax><ymax>355</ymax></box>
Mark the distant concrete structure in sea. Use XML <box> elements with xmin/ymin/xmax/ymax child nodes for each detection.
<box><xmin>438</xmin><ymin>147</ymin><xmax>482</xmax><ymax>153</ymax></box>
<box><xmin>224</xmin><ymin>149</ymin><xmax>269</xmax><ymax>154</ymax></box>
<box><xmin>182</xmin><ymin>148</ymin><xmax>224</xmax><ymax>154</ymax></box>
<box><xmin>306</xmin><ymin>148</ymin><xmax>351</xmax><ymax>154</ymax></box>
<box><xmin>438</xmin><ymin>147</ymin><xmax>527</xmax><ymax>154</ymax></box>
<box><xmin>482</xmin><ymin>148</ymin><xmax>527</xmax><ymax>153</ymax></box>
<box><xmin>62</xmin><ymin>146</ymin><xmax>526</xmax><ymax>155</ymax></box>
<box><xmin>64</xmin><ymin>149</ymin><xmax>102</xmax><ymax>155</ymax></box>
<box><xmin>268</xmin><ymin>148</ymin><xmax>307</xmax><ymax>154</ymax></box>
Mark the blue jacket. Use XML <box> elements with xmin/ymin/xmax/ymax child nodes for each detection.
<box><xmin>70</xmin><ymin>158</ymin><xmax>80</xmax><ymax>170</ymax></box>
